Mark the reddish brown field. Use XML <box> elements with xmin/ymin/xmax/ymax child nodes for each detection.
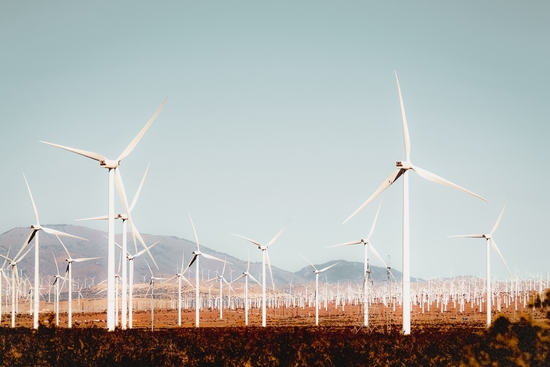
<box><xmin>2</xmin><ymin>296</ymin><xmax>546</xmax><ymax>330</ymax></box>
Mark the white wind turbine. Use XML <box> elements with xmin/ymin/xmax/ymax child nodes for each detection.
<box><xmin>342</xmin><ymin>73</ymin><xmax>487</xmax><ymax>335</ymax></box>
<box><xmin>182</xmin><ymin>215</ymin><xmax>227</xmax><ymax>328</ymax></box>
<box><xmin>145</xmin><ymin>260</ymin><xmax>165</xmax><ymax>331</ymax></box>
<box><xmin>56</xmin><ymin>235</ymin><xmax>100</xmax><ymax>328</ymax></box>
<box><xmin>231</xmin><ymin>221</ymin><xmax>289</xmax><ymax>327</ymax></box>
<box><xmin>51</xmin><ymin>251</ymin><xmax>67</xmax><ymax>327</ymax></box>
<box><xmin>231</xmin><ymin>254</ymin><xmax>261</xmax><ymax>326</ymax></box>
<box><xmin>330</xmin><ymin>201</ymin><xmax>392</xmax><ymax>327</ymax></box>
<box><xmin>0</xmin><ymin>243</ymin><xmax>34</xmax><ymax>327</ymax></box>
<box><xmin>163</xmin><ymin>248</ymin><xmax>194</xmax><ymax>327</ymax></box>
<box><xmin>449</xmin><ymin>202</ymin><xmax>512</xmax><ymax>328</ymax></box>
<box><xmin>116</xmin><ymin>239</ymin><xmax>160</xmax><ymax>329</ymax></box>
<box><xmin>300</xmin><ymin>255</ymin><xmax>339</xmax><ymax>326</ymax></box>
<box><xmin>77</xmin><ymin>163</ymin><xmax>155</xmax><ymax>330</ymax></box>
<box><xmin>22</xmin><ymin>174</ymin><xmax>88</xmax><ymax>329</ymax></box>
<box><xmin>207</xmin><ymin>259</ymin><xmax>234</xmax><ymax>321</ymax></box>
<box><xmin>41</xmin><ymin>98</ymin><xmax>166</xmax><ymax>331</ymax></box>
<box><xmin>0</xmin><ymin>247</ymin><xmax>10</xmax><ymax>323</ymax></box>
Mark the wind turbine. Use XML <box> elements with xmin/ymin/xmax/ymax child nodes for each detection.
<box><xmin>0</xmin><ymin>247</ymin><xmax>11</xmax><ymax>324</ymax></box>
<box><xmin>300</xmin><ymin>255</ymin><xmax>339</xmax><ymax>326</ymax></box>
<box><xmin>231</xmin><ymin>221</ymin><xmax>289</xmax><ymax>327</ymax></box>
<box><xmin>231</xmin><ymin>254</ymin><xmax>261</xmax><ymax>326</ymax></box>
<box><xmin>0</xmin><ymin>243</ymin><xmax>34</xmax><ymax>327</ymax></box>
<box><xmin>145</xmin><ymin>260</ymin><xmax>165</xmax><ymax>331</ymax></box>
<box><xmin>164</xmin><ymin>248</ymin><xmax>194</xmax><ymax>326</ymax></box>
<box><xmin>51</xmin><ymin>251</ymin><xmax>67</xmax><ymax>327</ymax></box>
<box><xmin>56</xmin><ymin>235</ymin><xmax>100</xmax><ymax>328</ymax></box>
<box><xmin>40</xmin><ymin>98</ymin><xmax>166</xmax><ymax>331</ymax></box>
<box><xmin>449</xmin><ymin>202</ymin><xmax>512</xmax><ymax>328</ymax></box>
<box><xmin>21</xmin><ymin>174</ymin><xmax>88</xmax><ymax>329</ymax></box>
<box><xmin>117</xmin><ymin>239</ymin><xmax>160</xmax><ymax>329</ymax></box>
<box><xmin>207</xmin><ymin>259</ymin><xmax>234</xmax><ymax>321</ymax></box>
<box><xmin>330</xmin><ymin>201</ymin><xmax>392</xmax><ymax>327</ymax></box>
<box><xmin>77</xmin><ymin>163</ymin><xmax>154</xmax><ymax>330</ymax></box>
<box><xmin>342</xmin><ymin>73</ymin><xmax>487</xmax><ymax>335</ymax></box>
<box><xmin>182</xmin><ymin>215</ymin><xmax>227</xmax><ymax>328</ymax></box>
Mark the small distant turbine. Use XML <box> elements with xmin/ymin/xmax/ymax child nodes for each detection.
<box><xmin>449</xmin><ymin>202</ymin><xmax>512</xmax><ymax>328</ymax></box>
<box><xmin>300</xmin><ymin>254</ymin><xmax>339</xmax><ymax>326</ymax></box>
<box><xmin>231</xmin><ymin>220</ymin><xmax>289</xmax><ymax>327</ymax></box>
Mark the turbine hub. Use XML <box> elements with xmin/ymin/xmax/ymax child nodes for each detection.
<box><xmin>99</xmin><ymin>159</ymin><xmax>120</xmax><ymax>169</ymax></box>
<box><xmin>396</xmin><ymin>160</ymin><xmax>412</xmax><ymax>169</ymax></box>
<box><xmin>483</xmin><ymin>234</ymin><xmax>491</xmax><ymax>239</ymax></box>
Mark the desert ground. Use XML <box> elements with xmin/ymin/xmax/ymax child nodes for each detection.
<box><xmin>2</xmin><ymin>288</ymin><xmax>546</xmax><ymax>330</ymax></box>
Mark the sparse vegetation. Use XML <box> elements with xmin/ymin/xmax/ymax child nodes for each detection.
<box><xmin>0</xmin><ymin>316</ymin><xmax>548</xmax><ymax>366</ymax></box>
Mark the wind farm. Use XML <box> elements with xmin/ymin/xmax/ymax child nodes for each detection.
<box><xmin>1</xmin><ymin>1</ymin><xmax>548</xmax><ymax>365</ymax></box>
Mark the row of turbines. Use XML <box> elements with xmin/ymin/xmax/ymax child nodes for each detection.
<box><xmin>0</xmin><ymin>72</ymin><xmax>529</xmax><ymax>335</ymax></box>
<box><xmin>2</xmin><ymin>261</ymin><xmax>547</xmax><ymax>331</ymax></box>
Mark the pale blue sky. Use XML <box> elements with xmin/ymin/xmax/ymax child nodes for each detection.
<box><xmin>1</xmin><ymin>1</ymin><xmax>548</xmax><ymax>280</ymax></box>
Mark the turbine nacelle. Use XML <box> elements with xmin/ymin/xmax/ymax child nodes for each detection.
<box><xmin>483</xmin><ymin>234</ymin><xmax>492</xmax><ymax>239</ymax></box>
<box><xmin>99</xmin><ymin>159</ymin><xmax>120</xmax><ymax>169</ymax></box>
<box><xmin>395</xmin><ymin>160</ymin><xmax>412</xmax><ymax>170</ymax></box>
<box><xmin>30</xmin><ymin>224</ymin><xmax>41</xmax><ymax>230</ymax></box>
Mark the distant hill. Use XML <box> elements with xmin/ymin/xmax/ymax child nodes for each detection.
<box><xmin>0</xmin><ymin>225</ymin><xmax>410</xmax><ymax>288</ymax></box>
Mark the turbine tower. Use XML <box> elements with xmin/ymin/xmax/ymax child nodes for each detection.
<box><xmin>330</xmin><ymin>201</ymin><xmax>391</xmax><ymax>326</ymax></box>
<box><xmin>343</xmin><ymin>73</ymin><xmax>487</xmax><ymax>335</ymax></box>
<box><xmin>40</xmin><ymin>98</ymin><xmax>166</xmax><ymax>331</ymax></box>
<box><xmin>300</xmin><ymin>255</ymin><xmax>339</xmax><ymax>326</ymax></box>
<box><xmin>231</xmin><ymin>221</ymin><xmax>289</xmax><ymax>327</ymax></box>
<box><xmin>22</xmin><ymin>174</ymin><xmax>87</xmax><ymax>329</ymax></box>
<box><xmin>182</xmin><ymin>215</ymin><xmax>227</xmax><ymax>328</ymax></box>
<box><xmin>449</xmin><ymin>202</ymin><xmax>512</xmax><ymax>328</ymax></box>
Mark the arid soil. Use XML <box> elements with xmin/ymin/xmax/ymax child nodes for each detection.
<box><xmin>2</xmin><ymin>296</ymin><xmax>546</xmax><ymax>330</ymax></box>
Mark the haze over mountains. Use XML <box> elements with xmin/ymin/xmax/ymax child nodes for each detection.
<box><xmin>0</xmin><ymin>224</ymin><xmax>407</xmax><ymax>286</ymax></box>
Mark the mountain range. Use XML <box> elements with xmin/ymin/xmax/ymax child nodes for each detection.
<box><xmin>0</xmin><ymin>224</ymin><xmax>409</xmax><ymax>287</ymax></box>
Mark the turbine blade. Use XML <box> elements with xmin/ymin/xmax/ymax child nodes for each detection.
<box><xmin>202</xmin><ymin>253</ymin><xmax>228</xmax><ymax>263</ymax></box>
<box><xmin>41</xmin><ymin>227</ymin><xmax>87</xmax><ymax>241</ymax></box>
<box><xmin>52</xmin><ymin>251</ymin><xmax>60</xmax><ymax>275</ymax></box>
<box><xmin>327</xmin><ymin>240</ymin><xmax>362</xmax><ymax>248</ymax></box>
<box><xmin>182</xmin><ymin>276</ymin><xmax>194</xmax><ymax>288</ymax></box>
<box><xmin>231</xmin><ymin>273</ymin><xmax>246</xmax><ymax>283</ymax></box>
<box><xmin>135</xmin><ymin>240</ymin><xmax>160</xmax><ymax>258</ymax></box>
<box><xmin>129</xmin><ymin>162</ymin><xmax>150</xmax><ymax>213</ymax></box>
<box><xmin>448</xmin><ymin>234</ymin><xmax>485</xmax><ymax>239</ymax></box>
<box><xmin>299</xmin><ymin>253</ymin><xmax>317</xmax><ymax>271</ymax></box>
<box><xmin>183</xmin><ymin>255</ymin><xmax>198</xmax><ymax>274</ymax></box>
<box><xmin>23</xmin><ymin>174</ymin><xmax>40</xmax><ymax>224</ymax></box>
<box><xmin>368</xmin><ymin>243</ymin><xmax>388</xmax><ymax>268</ymax></box>
<box><xmin>490</xmin><ymin>202</ymin><xmax>507</xmax><ymax>235</ymax></box>
<box><xmin>145</xmin><ymin>260</ymin><xmax>153</xmax><ymax>277</ymax></box>
<box><xmin>248</xmin><ymin>273</ymin><xmax>262</xmax><ymax>286</ymax></box>
<box><xmin>367</xmin><ymin>200</ymin><xmax>383</xmax><ymax>240</ymax></box>
<box><xmin>75</xmin><ymin>215</ymin><xmax>108</xmax><ymax>221</ymax></box>
<box><xmin>266</xmin><ymin>220</ymin><xmax>290</xmax><ymax>248</ymax></box>
<box><xmin>395</xmin><ymin>71</ymin><xmax>411</xmax><ymax>161</ymax></box>
<box><xmin>131</xmin><ymin>222</ymin><xmax>159</xmax><ymax>269</ymax></box>
<box><xmin>15</xmin><ymin>239</ymin><xmax>35</xmax><ymax>263</ymax></box>
<box><xmin>412</xmin><ymin>165</ymin><xmax>488</xmax><ymax>202</ymax></box>
<box><xmin>319</xmin><ymin>262</ymin><xmax>339</xmax><ymax>273</ymax></box>
<box><xmin>343</xmin><ymin>169</ymin><xmax>405</xmax><ymax>224</ymax></box>
<box><xmin>490</xmin><ymin>238</ymin><xmax>512</xmax><ymax>276</ymax></box>
<box><xmin>56</xmin><ymin>235</ymin><xmax>71</xmax><ymax>259</ymax></box>
<box><xmin>230</xmin><ymin>233</ymin><xmax>262</xmax><ymax>248</ymax></box>
<box><xmin>73</xmin><ymin>257</ymin><xmax>101</xmax><ymax>263</ymax></box>
<box><xmin>189</xmin><ymin>214</ymin><xmax>200</xmax><ymax>248</ymax></box>
<box><xmin>163</xmin><ymin>275</ymin><xmax>177</xmax><ymax>284</ymax></box>
<box><xmin>265</xmin><ymin>250</ymin><xmax>275</xmax><ymax>291</ymax></box>
<box><xmin>117</xmin><ymin>98</ymin><xmax>167</xmax><ymax>162</ymax></box>
<box><xmin>14</xmin><ymin>230</ymin><xmax>37</xmax><ymax>262</ymax></box>
<box><xmin>40</xmin><ymin>141</ymin><xmax>107</xmax><ymax>162</ymax></box>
